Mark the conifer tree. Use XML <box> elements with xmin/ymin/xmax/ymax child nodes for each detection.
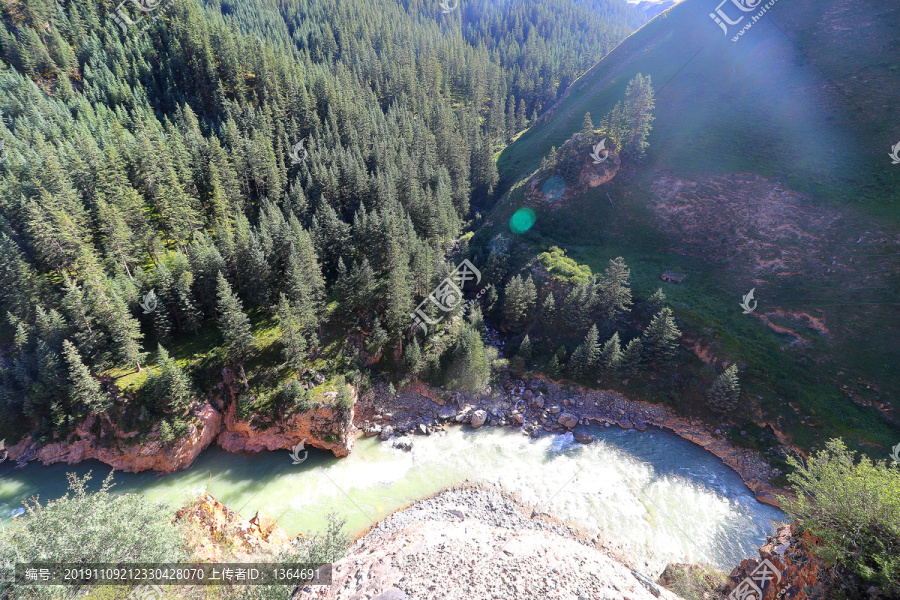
<box><xmin>546</xmin><ymin>354</ymin><xmax>562</xmax><ymax>379</ymax></box>
<box><xmin>503</xmin><ymin>275</ymin><xmax>537</xmax><ymax>326</ymax></box>
<box><xmin>598</xmin><ymin>257</ymin><xmax>633</xmax><ymax>328</ymax></box>
<box><xmin>647</xmin><ymin>287</ymin><xmax>666</xmax><ymax>315</ymax></box>
<box><xmin>403</xmin><ymin>338</ymin><xmax>424</xmax><ymax>377</ymax></box>
<box><xmin>445</xmin><ymin>323</ymin><xmax>493</xmax><ymax>392</ymax></box>
<box><xmin>623</xmin><ymin>73</ymin><xmax>655</xmax><ymax>158</ymax></box>
<box><xmin>581</xmin><ymin>112</ymin><xmax>595</xmax><ymax>137</ymax></box>
<box><xmin>277</xmin><ymin>294</ymin><xmax>307</xmax><ymax>371</ymax></box>
<box><xmin>707</xmin><ymin>364</ymin><xmax>740</xmax><ymax>413</ymax></box>
<box><xmin>61</xmin><ymin>339</ymin><xmax>106</xmax><ymax>414</ymax></box>
<box><xmin>642</xmin><ymin>308</ymin><xmax>681</xmax><ymax>365</ymax></box>
<box><xmin>540</xmin><ymin>292</ymin><xmax>556</xmax><ymax>326</ymax></box>
<box><xmin>147</xmin><ymin>345</ymin><xmax>194</xmax><ymax>416</ymax></box>
<box><xmin>517</xmin><ymin>334</ymin><xmax>533</xmax><ymax>364</ymax></box>
<box><xmin>599</xmin><ymin>332</ymin><xmax>622</xmax><ymax>375</ymax></box>
<box><xmin>620</xmin><ymin>338</ymin><xmax>644</xmax><ymax>376</ymax></box>
<box><xmin>366</xmin><ymin>318</ymin><xmax>389</xmax><ymax>358</ymax></box>
<box><xmin>216</xmin><ymin>272</ymin><xmax>254</xmax><ymax>364</ymax></box>
<box><xmin>568</xmin><ymin>324</ymin><xmax>600</xmax><ymax>379</ymax></box>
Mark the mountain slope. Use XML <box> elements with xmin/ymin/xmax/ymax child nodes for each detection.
<box><xmin>487</xmin><ymin>0</ymin><xmax>900</xmax><ymax>455</ymax></box>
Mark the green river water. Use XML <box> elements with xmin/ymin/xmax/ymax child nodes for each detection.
<box><xmin>0</xmin><ymin>425</ymin><xmax>784</xmax><ymax>574</ymax></box>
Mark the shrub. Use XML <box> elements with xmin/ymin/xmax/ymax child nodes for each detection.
<box><xmin>778</xmin><ymin>439</ymin><xmax>900</xmax><ymax>594</ymax></box>
<box><xmin>279</xmin><ymin>378</ymin><xmax>312</xmax><ymax>412</ymax></box>
<box><xmin>0</xmin><ymin>472</ymin><xmax>188</xmax><ymax>600</ymax></box>
<box><xmin>536</xmin><ymin>246</ymin><xmax>592</xmax><ymax>284</ymax></box>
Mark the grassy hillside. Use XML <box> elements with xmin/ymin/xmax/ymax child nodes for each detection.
<box><xmin>486</xmin><ymin>0</ymin><xmax>900</xmax><ymax>457</ymax></box>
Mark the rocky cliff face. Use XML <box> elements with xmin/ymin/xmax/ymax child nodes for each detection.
<box><xmin>6</xmin><ymin>383</ymin><xmax>356</xmax><ymax>472</ymax></box>
<box><xmin>6</xmin><ymin>401</ymin><xmax>222</xmax><ymax>474</ymax></box>
<box><xmin>217</xmin><ymin>389</ymin><xmax>355</xmax><ymax>458</ymax></box>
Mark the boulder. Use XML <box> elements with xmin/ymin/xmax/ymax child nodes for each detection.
<box><xmin>549</xmin><ymin>405</ymin><xmax>561</xmax><ymax>415</ymax></box>
<box><xmin>392</xmin><ymin>438</ymin><xmax>413</xmax><ymax>452</ymax></box>
<box><xmin>530</xmin><ymin>396</ymin><xmax>545</xmax><ymax>409</ymax></box>
<box><xmin>438</xmin><ymin>407</ymin><xmax>457</xmax><ymax>421</ymax></box>
<box><xmin>574</xmin><ymin>429</ymin><xmax>595</xmax><ymax>444</ymax></box>
<box><xmin>558</xmin><ymin>413</ymin><xmax>578</xmax><ymax>430</ymax></box>
<box><xmin>417</xmin><ymin>423</ymin><xmax>429</xmax><ymax>435</ymax></box>
<box><xmin>379</xmin><ymin>426</ymin><xmax>395</xmax><ymax>441</ymax></box>
<box><xmin>512</xmin><ymin>413</ymin><xmax>525</xmax><ymax>425</ymax></box>
<box><xmin>634</xmin><ymin>421</ymin><xmax>648</xmax><ymax>432</ymax></box>
<box><xmin>470</xmin><ymin>410</ymin><xmax>488</xmax><ymax>428</ymax></box>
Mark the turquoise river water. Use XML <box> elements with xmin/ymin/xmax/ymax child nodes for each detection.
<box><xmin>0</xmin><ymin>425</ymin><xmax>784</xmax><ymax>574</ymax></box>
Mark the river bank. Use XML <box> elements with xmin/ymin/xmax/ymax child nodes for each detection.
<box><xmin>356</xmin><ymin>374</ymin><xmax>786</xmax><ymax>507</ymax></box>
<box><xmin>3</xmin><ymin>367</ymin><xmax>787</xmax><ymax>509</ymax></box>
<box><xmin>296</xmin><ymin>482</ymin><xmax>681</xmax><ymax>600</ymax></box>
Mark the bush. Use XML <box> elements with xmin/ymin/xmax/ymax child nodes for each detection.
<box><xmin>778</xmin><ymin>439</ymin><xmax>900</xmax><ymax>594</ymax></box>
<box><xmin>279</xmin><ymin>378</ymin><xmax>312</xmax><ymax>412</ymax></box>
<box><xmin>0</xmin><ymin>472</ymin><xmax>188</xmax><ymax>600</ymax></box>
<box><xmin>536</xmin><ymin>246</ymin><xmax>592</xmax><ymax>284</ymax></box>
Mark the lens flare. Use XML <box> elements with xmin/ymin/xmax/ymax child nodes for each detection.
<box><xmin>510</xmin><ymin>207</ymin><xmax>537</xmax><ymax>234</ymax></box>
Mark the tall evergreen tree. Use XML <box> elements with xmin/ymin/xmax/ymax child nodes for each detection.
<box><xmin>61</xmin><ymin>339</ymin><xmax>106</xmax><ymax>414</ymax></box>
<box><xmin>216</xmin><ymin>272</ymin><xmax>254</xmax><ymax>364</ymax></box>
<box><xmin>276</xmin><ymin>294</ymin><xmax>308</xmax><ymax>371</ymax></box>
<box><xmin>642</xmin><ymin>308</ymin><xmax>681</xmax><ymax>365</ymax></box>
<box><xmin>707</xmin><ymin>364</ymin><xmax>740</xmax><ymax>413</ymax></box>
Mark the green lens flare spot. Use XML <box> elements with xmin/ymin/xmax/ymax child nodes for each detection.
<box><xmin>510</xmin><ymin>208</ymin><xmax>536</xmax><ymax>234</ymax></box>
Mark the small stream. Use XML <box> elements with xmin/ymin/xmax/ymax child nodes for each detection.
<box><xmin>0</xmin><ymin>425</ymin><xmax>783</xmax><ymax>575</ymax></box>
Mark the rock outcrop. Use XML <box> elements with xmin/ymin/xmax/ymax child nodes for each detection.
<box><xmin>726</xmin><ymin>524</ymin><xmax>830</xmax><ymax>600</ymax></box>
<box><xmin>174</xmin><ymin>493</ymin><xmax>291</xmax><ymax>561</ymax></box>
<box><xmin>6</xmin><ymin>401</ymin><xmax>222</xmax><ymax>474</ymax></box>
<box><xmin>216</xmin><ymin>387</ymin><xmax>356</xmax><ymax>458</ymax></box>
<box><xmin>7</xmin><ymin>383</ymin><xmax>357</xmax><ymax>472</ymax></box>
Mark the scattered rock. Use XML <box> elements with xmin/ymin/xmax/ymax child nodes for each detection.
<box><xmin>634</xmin><ymin>421</ymin><xmax>648</xmax><ymax>432</ymax></box>
<box><xmin>549</xmin><ymin>405</ymin><xmax>561</xmax><ymax>415</ymax></box>
<box><xmin>574</xmin><ymin>429</ymin><xmax>595</xmax><ymax>444</ymax></box>
<box><xmin>437</xmin><ymin>407</ymin><xmax>457</xmax><ymax>421</ymax></box>
<box><xmin>512</xmin><ymin>413</ymin><xmax>524</xmax><ymax>425</ymax></box>
<box><xmin>379</xmin><ymin>426</ymin><xmax>395</xmax><ymax>441</ymax></box>
<box><xmin>558</xmin><ymin>413</ymin><xmax>578</xmax><ymax>430</ymax></box>
<box><xmin>417</xmin><ymin>424</ymin><xmax>428</xmax><ymax>435</ymax></box>
<box><xmin>530</xmin><ymin>396</ymin><xmax>545</xmax><ymax>409</ymax></box>
<box><xmin>392</xmin><ymin>438</ymin><xmax>413</xmax><ymax>452</ymax></box>
<box><xmin>471</xmin><ymin>410</ymin><xmax>488</xmax><ymax>428</ymax></box>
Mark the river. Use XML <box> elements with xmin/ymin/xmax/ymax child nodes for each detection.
<box><xmin>0</xmin><ymin>425</ymin><xmax>784</xmax><ymax>575</ymax></box>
